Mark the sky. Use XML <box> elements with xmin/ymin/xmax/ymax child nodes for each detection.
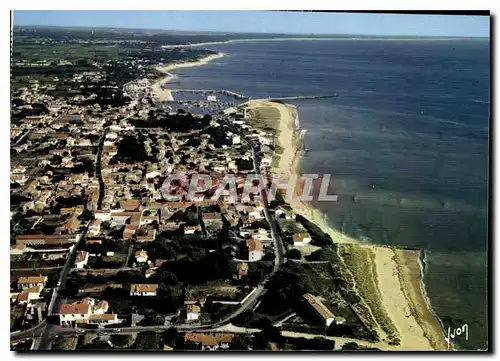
<box><xmin>13</xmin><ymin>11</ymin><xmax>490</xmax><ymax>37</ymax></box>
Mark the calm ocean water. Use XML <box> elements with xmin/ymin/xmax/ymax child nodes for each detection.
<box><xmin>168</xmin><ymin>39</ymin><xmax>490</xmax><ymax>350</ymax></box>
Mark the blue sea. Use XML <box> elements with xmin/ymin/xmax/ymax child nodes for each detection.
<box><xmin>167</xmin><ymin>39</ymin><xmax>490</xmax><ymax>350</ymax></box>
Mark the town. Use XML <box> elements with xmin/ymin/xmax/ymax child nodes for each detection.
<box><xmin>11</xmin><ymin>26</ymin><xmax>382</xmax><ymax>352</ymax></box>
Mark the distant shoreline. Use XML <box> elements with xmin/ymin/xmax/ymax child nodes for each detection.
<box><xmin>150</xmin><ymin>52</ymin><xmax>225</xmax><ymax>101</ymax></box>
<box><xmin>161</xmin><ymin>36</ymin><xmax>485</xmax><ymax>49</ymax></box>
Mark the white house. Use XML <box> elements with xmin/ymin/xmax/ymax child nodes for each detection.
<box><xmin>302</xmin><ymin>293</ymin><xmax>346</xmax><ymax>327</ymax></box>
<box><xmin>59</xmin><ymin>298</ymin><xmax>118</xmax><ymax>328</ymax></box>
<box><xmin>88</xmin><ymin>220</ymin><xmax>101</xmax><ymax>236</ymax></box>
<box><xmin>94</xmin><ymin>210</ymin><xmax>111</xmax><ymax>221</ymax></box>
<box><xmin>75</xmin><ymin>251</ymin><xmax>89</xmax><ymax>269</ymax></box>
<box><xmin>146</xmin><ymin>170</ymin><xmax>162</xmax><ymax>180</ymax></box>
<box><xmin>186</xmin><ymin>304</ymin><xmax>201</xmax><ymax>321</ymax></box>
<box><xmin>261</xmin><ymin>157</ymin><xmax>272</xmax><ymax>167</ymax></box>
<box><xmin>247</xmin><ymin>239</ymin><xmax>264</xmax><ymax>262</ymax></box>
<box><xmin>59</xmin><ymin>299</ymin><xmax>92</xmax><ymax>327</ymax></box>
<box><xmin>130</xmin><ymin>284</ymin><xmax>158</xmax><ymax>297</ymax></box>
<box><xmin>184</xmin><ymin>225</ymin><xmax>201</xmax><ymax>235</ymax></box>
<box><xmin>135</xmin><ymin>250</ymin><xmax>149</xmax><ymax>263</ymax></box>
<box><xmin>248</xmin><ymin>207</ymin><xmax>264</xmax><ymax>220</ymax></box>
<box><xmin>232</xmin><ymin>135</ymin><xmax>241</xmax><ymax>145</ymax></box>
<box><xmin>87</xmin><ymin>314</ymin><xmax>119</xmax><ymax>327</ymax></box>
<box><xmin>16</xmin><ymin>285</ymin><xmax>43</xmax><ymax>305</ymax></box>
<box><xmin>293</xmin><ymin>233</ymin><xmax>312</xmax><ymax>247</ymax></box>
<box><xmin>17</xmin><ymin>276</ymin><xmax>47</xmax><ymax>291</ymax></box>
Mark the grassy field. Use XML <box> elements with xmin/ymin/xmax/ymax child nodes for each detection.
<box><xmin>247</xmin><ymin>105</ymin><xmax>281</xmax><ymax>132</ymax></box>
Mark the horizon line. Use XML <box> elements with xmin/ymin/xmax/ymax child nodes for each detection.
<box><xmin>12</xmin><ymin>24</ymin><xmax>489</xmax><ymax>39</ymax></box>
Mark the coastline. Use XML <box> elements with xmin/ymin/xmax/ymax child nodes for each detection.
<box><xmin>161</xmin><ymin>37</ymin><xmax>479</xmax><ymax>49</ymax></box>
<box><xmin>150</xmin><ymin>52</ymin><xmax>225</xmax><ymax>102</ymax></box>
<box><xmin>249</xmin><ymin>98</ymin><xmax>447</xmax><ymax>350</ymax></box>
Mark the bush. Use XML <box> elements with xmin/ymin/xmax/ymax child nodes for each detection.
<box><xmin>287</xmin><ymin>249</ymin><xmax>302</xmax><ymax>260</ymax></box>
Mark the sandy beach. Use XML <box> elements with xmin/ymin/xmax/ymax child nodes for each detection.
<box><xmin>249</xmin><ymin>98</ymin><xmax>447</xmax><ymax>350</ymax></box>
<box><xmin>150</xmin><ymin>52</ymin><xmax>225</xmax><ymax>102</ymax></box>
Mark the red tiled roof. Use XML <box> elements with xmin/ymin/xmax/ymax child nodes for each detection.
<box><xmin>17</xmin><ymin>276</ymin><xmax>47</xmax><ymax>284</ymax></box>
<box><xmin>59</xmin><ymin>302</ymin><xmax>91</xmax><ymax>315</ymax></box>
<box><xmin>246</xmin><ymin>239</ymin><xmax>263</xmax><ymax>252</ymax></box>
<box><xmin>184</xmin><ymin>333</ymin><xmax>233</xmax><ymax>347</ymax></box>
<box><xmin>303</xmin><ymin>293</ymin><xmax>335</xmax><ymax>321</ymax></box>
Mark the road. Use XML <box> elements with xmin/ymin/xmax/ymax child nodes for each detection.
<box><xmin>35</xmin><ymin>228</ymin><xmax>87</xmax><ymax>350</ymax></box>
<box><xmin>95</xmin><ymin>128</ymin><xmax>108</xmax><ymax>209</ymax></box>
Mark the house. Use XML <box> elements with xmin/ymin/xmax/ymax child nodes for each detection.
<box><xmin>110</xmin><ymin>212</ymin><xmax>142</xmax><ymax>226</ymax></box>
<box><xmin>252</xmin><ymin>228</ymin><xmax>272</xmax><ymax>242</ymax></box>
<box><xmin>16</xmin><ymin>233</ymin><xmax>81</xmax><ymax>246</ymax></box>
<box><xmin>183</xmin><ymin>333</ymin><xmax>234</xmax><ymax>351</ymax></box>
<box><xmin>87</xmin><ymin>219</ymin><xmax>101</xmax><ymax>236</ymax></box>
<box><xmin>186</xmin><ymin>304</ymin><xmax>201</xmax><ymax>321</ymax></box>
<box><xmin>93</xmin><ymin>300</ymin><xmax>109</xmax><ymax>314</ymax></box>
<box><xmin>135</xmin><ymin>250</ymin><xmax>149</xmax><ymax>263</ymax></box>
<box><xmin>159</xmin><ymin>222</ymin><xmax>182</xmax><ymax>232</ymax></box>
<box><xmin>145</xmin><ymin>268</ymin><xmax>156</xmax><ymax>278</ymax></box>
<box><xmin>11</xmin><ymin>173</ymin><xmax>29</xmax><ymax>185</ymax></box>
<box><xmin>246</xmin><ymin>239</ymin><xmax>264</xmax><ymax>261</ymax></box>
<box><xmin>284</xmin><ymin>210</ymin><xmax>296</xmax><ymax>220</ymax></box>
<box><xmin>130</xmin><ymin>284</ymin><xmax>158</xmax><ymax>297</ymax></box>
<box><xmin>59</xmin><ymin>299</ymin><xmax>92</xmax><ymax>327</ymax></box>
<box><xmin>123</xmin><ymin>224</ymin><xmax>138</xmax><ymax>240</ymax></box>
<box><xmin>154</xmin><ymin>259</ymin><xmax>169</xmax><ymax>268</ymax></box>
<box><xmin>86</xmin><ymin>313</ymin><xmax>119</xmax><ymax>327</ymax></box>
<box><xmin>59</xmin><ymin>298</ymin><xmax>118</xmax><ymax>328</ymax></box>
<box><xmin>119</xmin><ymin>200</ymin><xmax>142</xmax><ymax>211</ymax></box>
<box><xmin>94</xmin><ymin>210</ymin><xmax>111</xmax><ymax>221</ymax></box>
<box><xmin>202</xmin><ymin>212</ymin><xmax>223</xmax><ymax>229</ymax></box>
<box><xmin>17</xmin><ymin>275</ymin><xmax>47</xmax><ymax>291</ymax></box>
<box><xmin>16</xmin><ymin>285</ymin><xmax>43</xmax><ymax>305</ymax></box>
<box><xmin>293</xmin><ymin>232</ymin><xmax>312</xmax><ymax>247</ymax></box>
<box><xmin>302</xmin><ymin>293</ymin><xmax>345</xmax><ymax>327</ymax></box>
<box><xmin>11</xmin><ymin>165</ymin><xmax>26</xmax><ymax>174</ymax></box>
<box><xmin>184</xmin><ymin>225</ymin><xmax>201</xmax><ymax>235</ymax></box>
<box><xmin>75</xmin><ymin>251</ymin><xmax>89</xmax><ymax>269</ymax></box>
<box><xmin>261</xmin><ymin>157</ymin><xmax>272</xmax><ymax>167</ymax></box>
<box><xmin>235</xmin><ymin>262</ymin><xmax>249</xmax><ymax>280</ymax></box>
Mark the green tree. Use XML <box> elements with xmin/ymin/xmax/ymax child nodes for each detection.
<box><xmin>287</xmin><ymin>249</ymin><xmax>302</xmax><ymax>260</ymax></box>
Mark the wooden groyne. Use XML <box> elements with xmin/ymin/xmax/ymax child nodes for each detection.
<box><xmin>268</xmin><ymin>93</ymin><xmax>338</xmax><ymax>101</ymax></box>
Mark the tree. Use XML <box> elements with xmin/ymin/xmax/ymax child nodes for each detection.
<box><xmin>59</xmin><ymin>280</ymin><xmax>79</xmax><ymax>299</ymax></box>
<box><xmin>229</xmin><ymin>334</ymin><xmax>250</xmax><ymax>350</ymax></box>
<box><xmin>110</xmin><ymin>334</ymin><xmax>132</xmax><ymax>347</ymax></box>
<box><xmin>162</xmin><ymin>328</ymin><xmax>178</xmax><ymax>348</ymax></box>
<box><xmin>287</xmin><ymin>249</ymin><xmax>302</xmax><ymax>260</ymax></box>
<box><xmin>341</xmin><ymin>342</ymin><xmax>360</xmax><ymax>350</ymax></box>
<box><xmin>78</xmin><ymin>209</ymin><xmax>93</xmax><ymax>222</ymax></box>
<box><xmin>101</xmin><ymin>220</ymin><xmax>112</xmax><ymax>231</ymax></box>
